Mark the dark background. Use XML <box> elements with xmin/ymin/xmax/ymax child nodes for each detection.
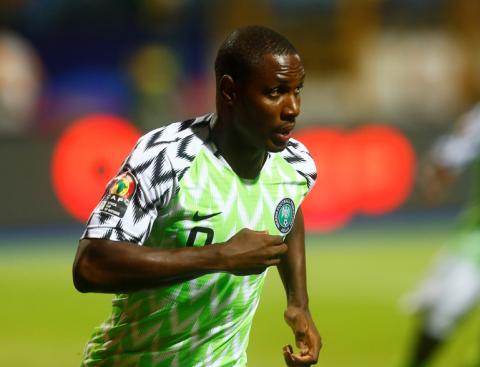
<box><xmin>1</xmin><ymin>0</ymin><xmax>479</xmax><ymax>230</ymax></box>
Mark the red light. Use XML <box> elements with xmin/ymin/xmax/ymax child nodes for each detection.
<box><xmin>295</xmin><ymin>128</ymin><xmax>355</xmax><ymax>231</ymax></box>
<box><xmin>355</xmin><ymin>125</ymin><xmax>416</xmax><ymax>215</ymax></box>
<box><xmin>295</xmin><ymin>124</ymin><xmax>415</xmax><ymax>232</ymax></box>
<box><xmin>51</xmin><ymin>114</ymin><xmax>141</xmax><ymax>222</ymax></box>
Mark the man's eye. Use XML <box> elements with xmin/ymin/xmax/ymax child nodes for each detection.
<box><xmin>268</xmin><ymin>88</ymin><xmax>281</xmax><ymax>97</ymax></box>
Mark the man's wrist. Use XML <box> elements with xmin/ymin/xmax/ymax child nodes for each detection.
<box><xmin>188</xmin><ymin>242</ymin><xmax>226</xmax><ymax>273</ymax></box>
<box><xmin>287</xmin><ymin>295</ymin><xmax>309</xmax><ymax>311</ymax></box>
<box><xmin>210</xmin><ymin>241</ymin><xmax>230</xmax><ymax>272</ymax></box>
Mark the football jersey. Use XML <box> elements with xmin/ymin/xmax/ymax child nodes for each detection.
<box><xmin>431</xmin><ymin>103</ymin><xmax>480</xmax><ymax>264</ymax></box>
<box><xmin>80</xmin><ymin>113</ymin><xmax>317</xmax><ymax>366</ymax></box>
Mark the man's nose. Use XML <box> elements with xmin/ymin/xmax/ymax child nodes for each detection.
<box><xmin>282</xmin><ymin>94</ymin><xmax>300</xmax><ymax>119</ymax></box>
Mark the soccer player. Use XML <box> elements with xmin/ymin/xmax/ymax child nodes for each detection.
<box><xmin>401</xmin><ymin>103</ymin><xmax>480</xmax><ymax>367</ymax></box>
<box><xmin>73</xmin><ymin>25</ymin><xmax>321</xmax><ymax>366</ymax></box>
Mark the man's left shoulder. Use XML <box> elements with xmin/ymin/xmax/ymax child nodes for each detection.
<box><xmin>279</xmin><ymin>138</ymin><xmax>317</xmax><ymax>189</ymax></box>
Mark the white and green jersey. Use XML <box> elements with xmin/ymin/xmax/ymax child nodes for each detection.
<box><xmin>431</xmin><ymin>103</ymin><xmax>480</xmax><ymax>264</ymax></box>
<box><xmin>80</xmin><ymin>113</ymin><xmax>317</xmax><ymax>366</ymax></box>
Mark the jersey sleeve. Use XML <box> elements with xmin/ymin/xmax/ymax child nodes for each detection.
<box><xmin>431</xmin><ymin>103</ymin><xmax>480</xmax><ymax>171</ymax></box>
<box><xmin>81</xmin><ymin>131</ymin><xmax>178</xmax><ymax>245</ymax></box>
<box><xmin>283</xmin><ymin>138</ymin><xmax>317</xmax><ymax>194</ymax></box>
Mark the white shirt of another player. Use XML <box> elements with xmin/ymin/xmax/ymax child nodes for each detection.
<box><xmin>432</xmin><ymin>103</ymin><xmax>480</xmax><ymax>171</ymax></box>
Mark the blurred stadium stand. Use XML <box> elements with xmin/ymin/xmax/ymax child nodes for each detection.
<box><xmin>0</xmin><ymin>0</ymin><xmax>478</xmax><ymax>230</ymax></box>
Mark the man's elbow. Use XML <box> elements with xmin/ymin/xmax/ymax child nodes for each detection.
<box><xmin>72</xmin><ymin>239</ymin><xmax>104</xmax><ymax>293</ymax></box>
<box><xmin>73</xmin><ymin>262</ymin><xmax>93</xmax><ymax>293</ymax></box>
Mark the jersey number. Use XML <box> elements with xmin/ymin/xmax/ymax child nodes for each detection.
<box><xmin>186</xmin><ymin>226</ymin><xmax>214</xmax><ymax>247</ymax></box>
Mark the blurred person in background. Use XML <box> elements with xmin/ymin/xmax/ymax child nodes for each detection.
<box><xmin>401</xmin><ymin>103</ymin><xmax>480</xmax><ymax>367</ymax></box>
<box><xmin>73</xmin><ymin>25</ymin><xmax>321</xmax><ymax>367</ymax></box>
<box><xmin>0</xmin><ymin>30</ymin><xmax>42</xmax><ymax>135</ymax></box>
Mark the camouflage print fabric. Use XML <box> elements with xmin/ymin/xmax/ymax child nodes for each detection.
<box><xmin>80</xmin><ymin>114</ymin><xmax>317</xmax><ymax>366</ymax></box>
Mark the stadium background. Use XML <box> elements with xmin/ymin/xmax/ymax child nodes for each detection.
<box><xmin>1</xmin><ymin>1</ymin><xmax>480</xmax><ymax>366</ymax></box>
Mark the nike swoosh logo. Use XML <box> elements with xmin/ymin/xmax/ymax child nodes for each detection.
<box><xmin>193</xmin><ymin>211</ymin><xmax>222</xmax><ymax>221</ymax></box>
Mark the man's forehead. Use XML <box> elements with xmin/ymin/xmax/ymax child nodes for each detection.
<box><xmin>249</xmin><ymin>53</ymin><xmax>304</xmax><ymax>81</ymax></box>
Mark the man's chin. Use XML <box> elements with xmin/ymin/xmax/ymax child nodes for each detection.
<box><xmin>267</xmin><ymin>139</ymin><xmax>289</xmax><ymax>153</ymax></box>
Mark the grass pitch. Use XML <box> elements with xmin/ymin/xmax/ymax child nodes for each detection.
<box><xmin>0</xmin><ymin>224</ymin><xmax>478</xmax><ymax>367</ymax></box>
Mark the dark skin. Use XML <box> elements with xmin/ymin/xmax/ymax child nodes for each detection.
<box><xmin>213</xmin><ymin>53</ymin><xmax>304</xmax><ymax>178</ymax></box>
<box><xmin>417</xmin><ymin>157</ymin><xmax>456</xmax><ymax>206</ymax></box>
<box><xmin>281</xmin><ymin>208</ymin><xmax>321</xmax><ymax>366</ymax></box>
<box><xmin>73</xmin><ymin>52</ymin><xmax>320</xmax><ymax>366</ymax></box>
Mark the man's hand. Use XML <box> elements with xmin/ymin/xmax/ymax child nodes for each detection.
<box><xmin>283</xmin><ymin>306</ymin><xmax>321</xmax><ymax>366</ymax></box>
<box><xmin>220</xmin><ymin>228</ymin><xmax>287</xmax><ymax>275</ymax></box>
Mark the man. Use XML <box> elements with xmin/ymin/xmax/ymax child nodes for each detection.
<box><xmin>73</xmin><ymin>25</ymin><xmax>321</xmax><ymax>366</ymax></box>
<box><xmin>401</xmin><ymin>103</ymin><xmax>480</xmax><ymax>367</ymax></box>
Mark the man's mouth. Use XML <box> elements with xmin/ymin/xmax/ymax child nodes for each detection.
<box><xmin>276</xmin><ymin>123</ymin><xmax>295</xmax><ymax>134</ymax></box>
<box><xmin>273</xmin><ymin>124</ymin><xmax>295</xmax><ymax>144</ymax></box>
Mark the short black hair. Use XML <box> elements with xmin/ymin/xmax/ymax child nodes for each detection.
<box><xmin>214</xmin><ymin>25</ymin><xmax>298</xmax><ymax>84</ymax></box>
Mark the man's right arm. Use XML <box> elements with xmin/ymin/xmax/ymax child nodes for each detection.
<box><xmin>73</xmin><ymin>228</ymin><xmax>287</xmax><ymax>294</ymax></box>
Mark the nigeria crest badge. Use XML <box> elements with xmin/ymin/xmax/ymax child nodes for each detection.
<box><xmin>274</xmin><ymin>198</ymin><xmax>295</xmax><ymax>234</ymax></box>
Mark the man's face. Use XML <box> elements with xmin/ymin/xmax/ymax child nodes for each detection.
<box><xmin>233</xmin><ymin>53</ymin><xmax>305</xmax><ymax>153</ymax></box>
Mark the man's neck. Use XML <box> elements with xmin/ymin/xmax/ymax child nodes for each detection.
<box><xmin>211</xmin><ymin>118</ymin><xmax>267</xmax><ymax>180</ymax></box>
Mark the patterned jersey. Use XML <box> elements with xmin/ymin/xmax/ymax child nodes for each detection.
<box><xmin>431</xmin><ymin>103</ymin><xmax>480</xmax><ymax>264</ymax></box>
<box><xmin>80</xmin><ymin>113</ymin><xmax>317</xmax><ymax>367</ymax></box>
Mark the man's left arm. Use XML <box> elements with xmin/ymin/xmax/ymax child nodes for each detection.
<box><xmin>277</xmin><ymin>206</ymin><xmax>321</xmax><ymax>366</ymax></box>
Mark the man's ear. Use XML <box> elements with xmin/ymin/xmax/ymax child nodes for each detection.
<box><xmin>219</xmin><ymin>75</ymin><xmax>236</xmax><ymax>106</ymax></box>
